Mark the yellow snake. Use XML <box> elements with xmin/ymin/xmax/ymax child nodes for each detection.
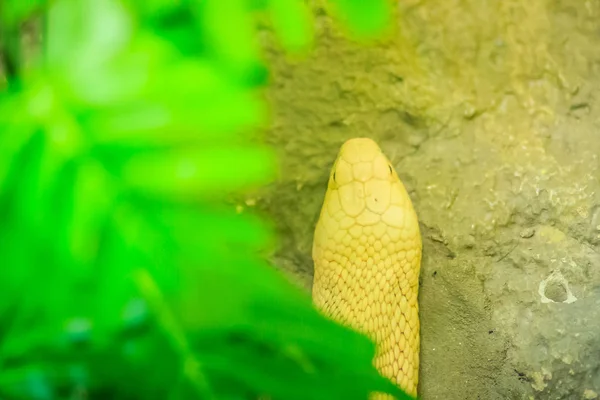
<box><xmin>311</xmin><ymin>138</ymin><xmax>422</xmax><ymax>399</ymax></box>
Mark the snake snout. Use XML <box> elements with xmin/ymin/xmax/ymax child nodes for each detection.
<box><xmin>339</xmin><ymin>137</ymin><xmax>382</xmax><ymax>163</ymax></box>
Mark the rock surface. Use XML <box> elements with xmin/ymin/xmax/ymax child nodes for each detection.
<box><xmin>254</xmin><ymin>0</ymin><xmax>600</xmax><ymax>399</ymax></box>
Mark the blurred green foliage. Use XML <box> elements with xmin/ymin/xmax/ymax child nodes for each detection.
<box><xmin>0</xmin><ymin>0</ymin><xmax>410</xmax><ymax>399</ymax></box>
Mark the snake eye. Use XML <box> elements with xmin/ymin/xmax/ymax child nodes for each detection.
<box><xmin>333</xmin><ymin>172</ymin><xmax>336</xmax><ymax>182</ymax></box>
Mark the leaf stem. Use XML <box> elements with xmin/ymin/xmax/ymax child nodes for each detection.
<box><xmin>0</xmin><ymin>24</ymin><xmax>21</xmax><ymax>86</ymax></box>
<box><xmin>131</xmin><ymin>267</ymin><xmax>216</xmax><ymax>400</ymax></box>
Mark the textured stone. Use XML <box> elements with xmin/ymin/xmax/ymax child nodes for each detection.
<box><xmin>257</xmin><ymin>0</ymin><xmax>600</xmax><ymax>398</ymax></box>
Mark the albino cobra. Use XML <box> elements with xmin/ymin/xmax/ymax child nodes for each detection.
<box><xmin>312</xmin><ymin>137</ymin><xmax>422</xmax><ymax>399</ymax></box>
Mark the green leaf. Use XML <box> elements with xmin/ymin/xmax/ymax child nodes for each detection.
<box><xmin>0</xmin><ymin>118</ymin><xmax>35</xmax><ymax>195</ymax></box>
<box><xmin>121</xmin><ymin>146</ymin><xmax>277</xmax><ymax>199</ymax></box>
<box><xmin>66</xmin><ymin>159</ymin><xmax>116</xmax><ymax>267</ymax></box>
<box><xmin>327</xmin><ymin>0</ymin><xmax>393</xmax><ymax>39</ymax></box>
<box><xmin>46</xmin><ymin>0</ymin><xmax>133</xmax><ymax>72</ymax></box>
<box><xmin>269</xmin><ymin>0</ymin><xmax>314</xmax><ymax>54</ymax></box>
<box><xmin>198</xmin><ymin>0</ymin><xmax>263</xmax><ymax>83</ymax></box>
<box><xmin>0</xmin><ymin>0</ymin><xmax>46</xmax><ymax>26</ymax></box>
<box><xmin>154</xmin><ymin>205</ymin><xmax>275</xmax><ymax>260</ymax></box>
<box><xmin>0</xmin><ymin>0</ymin><xmax>402</xmax><ymax>399</ymax></box>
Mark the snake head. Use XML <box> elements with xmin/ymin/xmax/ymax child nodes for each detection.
<box><xmin>329</xmin><ymin>137</ymin><xmax>398</xmax><ymax>190</ymax></box>
<box><xmin>313</xmin><ymin>137</ymin><xmax>422</xmax><ymax>399</ymax></box>
<box><xmin>318</xmin><ymin>136</ymin><xmax>416</xmax><ymax>234</ymax></box>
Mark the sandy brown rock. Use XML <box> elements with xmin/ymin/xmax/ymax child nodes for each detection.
<box><xmin>254</xmin><ymin>0</ymin><xmax>600</xmax><ymax>398</ymax></box>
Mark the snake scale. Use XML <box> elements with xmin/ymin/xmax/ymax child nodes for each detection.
<box><xmin>312</xmin><ymin>138</ymin><xmax>422</xmax><ymax>399</ymax></box>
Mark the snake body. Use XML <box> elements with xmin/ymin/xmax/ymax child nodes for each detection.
<box><xmin>311</xmin><ymin>138</ymin><xmax>422</xmax><ymax>398</ymax></box>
